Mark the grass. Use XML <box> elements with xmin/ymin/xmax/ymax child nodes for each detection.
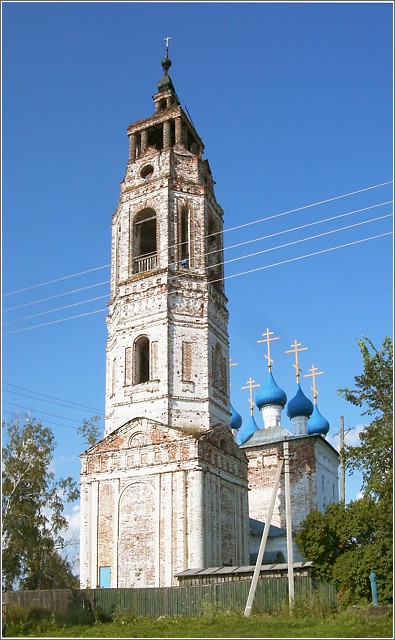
<box><xmin>5</xmin><ymin>606</ymin><xmax>393</xmax><ymax>638</ymax></box>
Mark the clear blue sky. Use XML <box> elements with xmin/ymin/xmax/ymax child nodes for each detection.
<box><xmin>2</xmin><ymin>1</ymin><xmax>393</xmax><ymax>549</ymax></box>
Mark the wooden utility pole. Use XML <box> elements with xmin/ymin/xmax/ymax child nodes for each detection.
<box><xmin>283</xmin><ymin>440</ymin><xmax>294</xmax><ymax>610</ymax></box>
<box><xmin>339</xmin><ymin>416</ymin><xmax>345</xmax><ymax>504</ymax></box>
<box><xmin>244</xmin><ymin>458</ymin><xmax>284</xmax><ymax>617</ymax></box>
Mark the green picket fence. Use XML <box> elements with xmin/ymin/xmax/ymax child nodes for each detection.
<box><xmin>3</xmin><ymin>577</ymin><xmax>338</xmax><ymax>619</ymax></box>
<box><xmin>93</xmin><ymin>577</ymin><xmax>337</xmax><ymax>617</ymax></box>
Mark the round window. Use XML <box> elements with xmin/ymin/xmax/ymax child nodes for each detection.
<box><xmin>140</xmin><ymin>164</ymin><xmax>154</xmax><ymax>179</ymax></box>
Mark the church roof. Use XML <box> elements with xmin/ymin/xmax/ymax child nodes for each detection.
<box><xmin>286</xmin><ymin>383</ymin><xmax>314</xmax><ymax>419</ymax></box>
<box><xmin>255</xmin><ymin>371</ymin><xmax>287</xmax><ymax>409</ymax></box>
<box><xmin>158</xmin><ymin>51</ymin><xmax>175</xmax><ymax>92</ymax></box>
<box><xmin>249</xmin><ymin>518</ymin><xmax>286</xmax><ymax>538</ymax></box>
<box><xmin>155</xmin><ymin>41</ymin><xmax>181</xmax><ymax>106</ymax></box>
<box><xmin>307</xmin><ymin>404</ymin><xmax>330</xmax><ymax>435</ymax></box>
<box><xmin>239</xmin><ymin>424</ymin><xmax>292</xmax><ymax>448</ymax></box>
<box><xmin>235</xmin><ymin>414</ymin><xmax>259</xmax><ymax>445</ymax></box>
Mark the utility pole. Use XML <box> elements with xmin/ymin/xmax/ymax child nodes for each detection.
<box><xmin>244</xmin><ymin>458</ymin><xmax>284</xmax><ymax>617</ymax></box>
<box><xmin>339</xmin><ymin>416</ymin><xmax>345</xmax><ymax>504</ymax></box>
<box><xmin>283</xmin><ymin>439</ymin><xmax>294</xmax><ymax>611</ymax></box>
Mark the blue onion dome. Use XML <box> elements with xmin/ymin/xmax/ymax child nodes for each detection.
<box><xmin>230</xmin><ymin>402</ymin><xmax>242</xmax><ymax>430</ymax></box>
<box><xmin>307</xmin><ymin>404</ymin><xmax>330</xmax><ymax>435</ymax></box>
<box><xmin>286</xmin><ymin>384</ymin><xmax>314</xmax><ymax>419</ymax></box>
<box><xmin>236</xmin><ymin>414</ymin><xmax>259</xmax><ymax>446</ymax></box>
<box><xmin>255</xmin><ymin>372</ymin><xmax>287</xmax><ymax>410</ymax></box>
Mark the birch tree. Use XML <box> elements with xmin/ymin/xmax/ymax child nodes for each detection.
<box><xmin>2</xmin><ymin>415</ymin><xmax>79</xmax><ymax>590</ymax></box>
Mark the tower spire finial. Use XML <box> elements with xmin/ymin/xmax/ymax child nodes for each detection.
<box><xmin>158</xmin><ymin>36</ymin><xmax>174</xmax><ymax>92</ymax></box>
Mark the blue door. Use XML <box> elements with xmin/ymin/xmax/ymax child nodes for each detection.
<box><xmin>99</xmin><ymin>566</ymin><xmax>111</xmax><ymax>588</ymax></box>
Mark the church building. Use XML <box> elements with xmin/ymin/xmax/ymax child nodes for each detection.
<box><xmin>233</xmin><ymin>332</ymin><xmax>339</xmax><ymax>534</ymax></box>
<box><xmin>80</xmin><ymin>47</ymin><xmax>339</xmax><ymax>589</ymax></box>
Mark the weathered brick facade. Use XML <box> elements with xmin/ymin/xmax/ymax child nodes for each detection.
<box><xmin>80</xmin><ymin>54</ymin><xmax>250</xmax><ymax>588</ymax></box>
<box><xmin>242</xmin><ymin>433</ymin><xmax>339</xmax><ymax>531</ymax></box>
<box><xmin>80</xmin><ymin>418</ymin><xmax>249</xmax><ymax>587</ymax></box>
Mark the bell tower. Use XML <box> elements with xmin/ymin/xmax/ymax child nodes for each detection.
<box><xmin>105</xmin><ymin>46</ymin><xmax>230</xmax><ymax>435</ymax></box>
<box><xmin>80</xmin><ymin>47</ymin><xmax>249</xmax><ymax>589</ymax></box>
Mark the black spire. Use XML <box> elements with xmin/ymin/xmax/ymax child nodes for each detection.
<box><xmin>158</xmin><ymin>37</ymin><xmax>175</xmax><ymax>92</ymax></box>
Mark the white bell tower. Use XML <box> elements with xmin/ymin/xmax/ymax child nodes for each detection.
<box><xmin>105</xmin><ymin>47</ymin><xmax>230</xmax><ymax>436</ymax></box>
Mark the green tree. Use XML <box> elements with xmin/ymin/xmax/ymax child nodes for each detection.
<box><xmin>338</xmin><ymin>335</ymin><xmax>393</xmax><ymax>503</ymax></box>
<box><xmin>77</xmin><ymin>415</ymin><xmax>102</xmax><ymax>447</ymax></box>
<box><xmin>296</xmin><ymin>336</ymin><xmax>393</xmax><ymax>605</ymax></box>
<box><xmin>2</xmin><ymin>415</ymin><xmax>80</xmax><ymax>591</ymax></box>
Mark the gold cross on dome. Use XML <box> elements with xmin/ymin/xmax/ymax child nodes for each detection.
<box><xmin>257</xmin><ymin>328</ymin><xmax>279</xmax><ymax>371</ymax></box>
<box><xmin>285</xmin><ymin>339</ymin><xmax>308</xmax><ymax>383</ymax></box>
<box><xmin>242</xmin><ymin>378</ymin><xmax>260</xmax><ymax>416</ymax></box>
<box><xmin>304</xmin><ymin>364</ymin><xmax>324</xmax><ymax>404</ymax></box>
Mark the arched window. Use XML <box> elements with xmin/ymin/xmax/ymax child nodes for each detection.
<box><xmin>134</xmin><ymin>336</ymin><xmax>150</xmax><ymax>384</ymax></box>
<box><xmin>180</xmin><ymin>207</ymin><xmax>190</xmax><ymax>268</ymax></box>
<box><xmin>133</xmin><ymin>208</ymin><xmax>157</xmax><ymax>274</ymax></box>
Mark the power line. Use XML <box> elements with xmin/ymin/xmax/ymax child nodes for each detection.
<box><xmin>3</xmin><ymin>264</ymin><xmax>111</xmax><ymax>298</ymax></box>
<box><xmin>2</xmin><ymin>307</ymin><xmax>108</xmax><ymax>336</ymax></box>
<box><xmin>7</xmin><ymin>214</ymin><xmax>391</xmax><ymax>325</ymax></box>
<box><xmin>2</xmin><ymin>384</ymin><xmax>104</xmax><ymax>415</ymax></box>
<box><xmin>220</xmin><ymin>201</ymin><xmax>392</xmax><ymax>256</ymax></box>
<box><xmin>1</xmin><ymin>409</ymin><xmax>81</xmax><ymax>432</ymax></box>
<box><xmin>2</xmin><ymin>382</ymin><xmax>104</xmax><ymax>413</ymax></box>
<box><xmin>205</xmin><ymin>214</ymin><xmax>392</xmax><ymax>272</ymax></box>
<box><xmin>3</xmin><ymin>181</ymin><xmax>392</xmax><ymax>298</ymax></box>
<box><xmin>3</xmin><ymin>294</ymin><xmax>109</xmax><ymax>326</ymax></box>
<box><xmin>212</xmin><ymin>232</ymin><xmax>392</xmax><ymax>284</ymax></box>
<box><xmin>4</xmin><ymin>201</ymin><xmax>392</xmax><ymax>320</ymax></box>
<box><xmin>167</xmin><ymin>212</ymin><xmax>392</xmax><ymax>285</ymax></box>
<box><xmin>219</xmin><ymin>180</ymin><xmax>393</xmax><ymax>237</ymax></box>
<box><xmin>2</xmin><ymin>400</ymin><xmax>99</xmax><ymax>426</ymax></box>
<box><xmin>167</xmin><ymin>179</ymin><xmax>393</xmax><ymax>249</ymax></box>
<box><xmin>2</xmin><ymin>231</ymin><xmax>391</xmax><ymax>336</ymax></box>
<box><xmin>3</xmin><ymin>281</ymin><xmax>110</xmax><ymax>313</ymax></box>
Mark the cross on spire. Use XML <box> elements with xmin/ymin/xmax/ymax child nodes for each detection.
<box><xmin>257</xmin><ymin>328</ymin><xmax>279</xmax><ymax>371</ymax></box>
<box><xmin>304</xmin><ymin>364</ymin><xmax>324</xmax><ymax>404</ymax></box>
<box><xmin>242</xmin><ymin>377</ymin><xmax>260</xmax><ymax>416</ymax></box>
<box><xmin>164</xmin><ymin>36</ymin><xmax>171</xmax><ymax>54</ymax></box>
<box><xmin>285</xmin><ymin>339</ymin><xmax>308</xmax><ymax>383</ymax></box>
